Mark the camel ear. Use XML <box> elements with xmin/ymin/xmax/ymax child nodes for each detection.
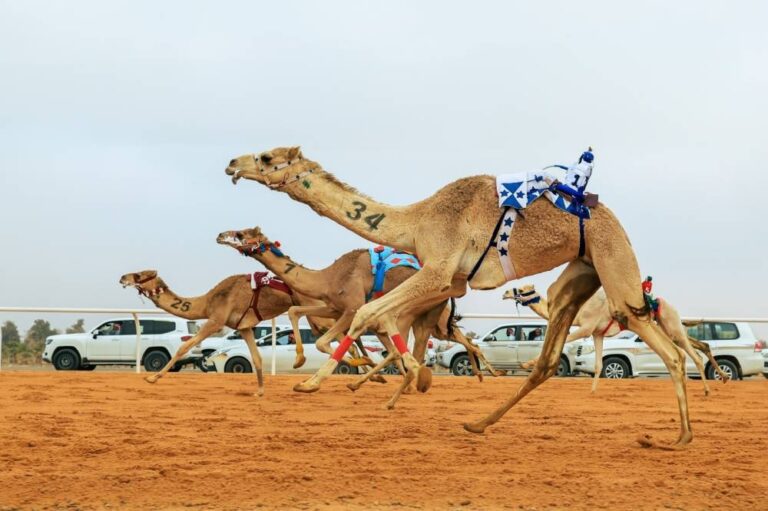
<box><xmin>287</xmin><ymin>146</ymin><xmax>302</xmax><ymax>160</ymax></box>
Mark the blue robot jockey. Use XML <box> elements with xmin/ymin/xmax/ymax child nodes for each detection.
<box><xmin>549</xmin><ymin>147</ymin><xmax>594</xmax><ymax>203</ymax></box>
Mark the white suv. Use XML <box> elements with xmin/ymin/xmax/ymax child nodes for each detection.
<box><xmin>42</xmin><ymin>317</ymin><xmax>200</xmax><ymax>372</ymax></box>
<box><xmin>435</xmin><ymin>321</ymin><xmax>575</xmax><ymax>377</ymax></box>
<box><xmin>207</xmin><ymin>328</ymin><xmax>387</xmax><ymax>375</ymax></box>
<box><xmin>573</xmin><ymin>322</ymin><xmax>764</xmax><ymax>380</ymax></box>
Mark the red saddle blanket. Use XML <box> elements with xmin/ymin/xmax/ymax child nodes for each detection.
<box><xmin>249</xmin><ymin>271</ymin><xmax>292</xmax><ymax>295</ymax></box>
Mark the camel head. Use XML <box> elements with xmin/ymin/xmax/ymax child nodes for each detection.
<box><xmin>119</xmin><ymin>270</ymin><xmax>158</xmax><ymax>289</ymax></box>
<box><xmin>502</xmin><ymin>284</ymin><xmax>540</xmax><ymax>305</ymax></box>
<box><xmin>225</xmin><ymin>146</ymin><xmax>310</xmax><ymax>188</ymax></box>
<box><xmin>120</xmin><ymin>270</ymin><xmax>167</xmax><ymax>298</ymax></box>
<box><xmin>217</xmin><ymin>227</ymin><xmax>285</xmax><ymax>257</ymax></box>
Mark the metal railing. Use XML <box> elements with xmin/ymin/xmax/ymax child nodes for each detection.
<box><xmin>0</xmin><ymin>307</ymin><xmax>279</xmax><ymax>374</ymax></box>
<box><xmin>1</xmin><ymin>306</ymin><xmax>765</xmax><ymax>374</ymax></box>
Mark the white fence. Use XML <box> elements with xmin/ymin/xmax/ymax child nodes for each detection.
<box><xmin>1</xmin><ymin>306</ymin><xmax>766</xmax><ymax>374</ymax></box>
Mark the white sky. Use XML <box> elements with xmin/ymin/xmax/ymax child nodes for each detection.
<box><xmin>1</xmin><ymin>1</ymin><xmax>766</xmax><ymax>338</ymax></box>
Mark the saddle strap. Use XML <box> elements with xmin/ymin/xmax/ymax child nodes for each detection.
<box><xmin>468</xmin><ymin>207</ymin><xmax>509</xmax><ymax>281</ymax></box>
<box><xmin>235</xmin><ymin>286</ymin><xmax>263</xmax><ymax>329</ymax></box>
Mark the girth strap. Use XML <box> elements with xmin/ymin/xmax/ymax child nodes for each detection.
<box><xmin>468</xmin><ymin>207</ymin><xmax>509</xmax><ymax>282</ymax></box>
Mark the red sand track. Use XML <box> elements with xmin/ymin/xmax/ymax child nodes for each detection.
<box><xmin>0</xmin><ymin>372</ymin><xmax>765</xmax><ymax>510</ymax></box>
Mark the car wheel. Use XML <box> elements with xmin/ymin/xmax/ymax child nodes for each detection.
<box><xmin>53</xmin><ymin>349</ymin><xmax>80</xmax><ymax>371</ymax></box>
<box><xmin>451</xmin><ymin>354</ymin><xmax>474</xmax><ymax>376</ymax></box>
<box><xmin>197</xmin><ymin>358</ymin><xmax>211</xmax><ymax>373</ymax></box>
<box><xmin>79</xmin><ymin>365</ymin><xmax>97</xmax><ymax>371</ymax></box>
<box><xmin>707</xmin><ymin>359</ymin><xmax>739</xmax><ymax>381</ymax></box>
<box><xmin>168</xmin><ymin>362</ymin><xmax>183</xmax><ymax>373</ymax></box>
<box><xmin>224</xmin><ymin>357</ymin><xmax>252</xmax><ymax>373</ymax></box>
<box><xmin>143</xmin><ymin>350</ymin><xmax>170</xmax><ymax>372</ymax></box>
<box><xmin>556</xmin><ymin>357</ymin><xmax>570</xmax><ymax>377</ymax></box>
<box><xmin>380</xmin><ymin>363</ymin><xmax>400</xmax><ymax>375</ymax></box>
<box><xmin>601</xmin><ymin>357</ymin><xmax>630</xmax><ymax>379</ymax></box>
<box><xmin>334</xmin><ymin>361</ymin><xmax>358</xmax><ymax>375</ymax></box>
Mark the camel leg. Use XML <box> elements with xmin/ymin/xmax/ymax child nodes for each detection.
<box><xmin>673</xmin><ymin>337</ymin><xmax>710</xmax><ymax>396</ymax></box>
<box><xmin>240</xmin><ymin>328</ymin><xmax>264</xmax><ymax>397</ymax></box>
<box><xmin>591</xmin><ymin>334</ymin><xmax>604</xmax><ymax>394</ymax></box>
<box><xmin>453</xmin><ymin>328</ymin><xmax>503</xmax><ymax>378</ymax></box>
<box><xmin>688</xmin><ymin>337</ymin><xmax>729</xmax><ymax>382</ymax></box>
<box><xmin>287</xmin><ymin>305</ymin><xmax>339</xmax><ymax>368</ymax></box>
<box><xmin>350</xmin><ymin>339</ymin><xmax>376</xmax><ymax>367</ymax></box>
<box><xmin>144</xmin><ymin>320</ymin><xmax>222</xmax><ymax>384</ymax></box>
<box><xmin>347</xmin><ymin>345</ymin><xmax>401</xmax><ymax>391</ymax></box>
<box><xmin>464</xmin><ymin>259</ymin><xmax>600</xmax><ymax>434</ymax></box>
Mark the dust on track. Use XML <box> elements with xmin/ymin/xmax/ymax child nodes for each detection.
<box><xmin>0</xmin><ymin>372</ymin><xmax>765</xmax><ymax>510</ymax></box>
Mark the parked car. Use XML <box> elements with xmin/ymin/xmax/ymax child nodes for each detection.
<box><xmin>758</xmin><ymin>341</ymin><xmax>767</xmax><ymax>378</ymax></box>
<box><xmin>435</xmin><ymin>321</ymin><xmax>575</xmax><ymax>377</ymax></box>
<box><xmin>42</xmin><ymin>317</ymin><xmax>200</xmax><ymax>372</ymax></box>
<box><xmin>572</xmin><ymin>322</ymin><xmax>764</xmax><ymax>380</ymax></box>
<box><xmin>206</xmin><ymin>327</ymin><xmax>387</xmax><ymax>374</ymax></box>
<box><xmin>191</xmin><ymin>324</ymin><xmax>292</xmax><ymax>369</ymax></box>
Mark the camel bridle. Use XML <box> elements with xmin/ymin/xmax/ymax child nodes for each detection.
<box><xmin>251</xmin><ymin>154</ymin><xmax>316</xmax><ymax>189</ymax></box>
<box><xmin>127</xmin><ymin>274</ymin><xmax>167</xmax><ymax>298</ymax></box>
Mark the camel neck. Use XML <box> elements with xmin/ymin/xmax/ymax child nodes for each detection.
<box><xmin>246</xmin><ymin>250</ymin><xmax>326</xmax><ymax>299</ymax></box>
<box><xmin>525</xmin><ymin>297</ymin><xmax>550</xmax><ymax>320</ymax></box>
<box><xmin>144</xmin><ymin>278</ymin><xmax>209</xmax><ymax>320</ymax></box>
<box><xmin>278</xmin><ymin>165</ymin><xmax>417</xmax><ymax>252</ymax></box>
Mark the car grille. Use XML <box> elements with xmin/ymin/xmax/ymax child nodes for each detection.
<box><xmin>577</xmin><ymin>346</ymin><xmax>583</xmax><ymax>356</ymax></box>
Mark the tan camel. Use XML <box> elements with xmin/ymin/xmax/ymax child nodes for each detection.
<box><xmin>216</xmin><ymin>227</ymin><xmax>501</xmax><ymax>400</ymax></box>
<box><xmin>226</xmin><ymin>147</ymin><xmax>694</xmax><ymax>448</ymax></box>
<box><xmin>503</xmin><ymin>285</ymin><xmax>729</xmax><ymax>394</ymax></box>
<box><xmin>119</xmin><ymin>270</ymin><xmax>330</xmax><ymax>395</ymax></box>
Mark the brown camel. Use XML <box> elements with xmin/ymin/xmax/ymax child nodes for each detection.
<box><xmin>216</xmin><ymin>227</ymin><xmax>501</xmax><ymax>401</ymax></box>
<box><xmin>226</xmin><ymin>146</ymin><xmax>694</xmax><ymax>448</ymax></box>
<box><xmin>119</xmin><ymin>270</ymin><xmax>330</xmax><ymax>395</ymax></box>
<box><xmin>503</xmin><ymin>285</ymin><xmax>729</xmax><ymax>394</ymax></box>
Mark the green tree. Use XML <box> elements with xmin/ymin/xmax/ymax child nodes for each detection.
<box><xmin>66</xmin><ymin>319</ymin><xmax>86</xmax><ymax>334</ymax></box>
<box><xmin>24</xmin><ymin>319</ymin><xmax>59</xmax><ymax>358</ymax></box>
<box><xmin>1</xmin><ymin>321</ymin><xmax>21</xmax><ymax>344</ymax></box>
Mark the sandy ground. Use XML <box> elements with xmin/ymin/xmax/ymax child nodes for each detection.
<box><xmin>0</xmin><ymin>372</ymin><xmax>765</xmax><ymax>511</ymax></box>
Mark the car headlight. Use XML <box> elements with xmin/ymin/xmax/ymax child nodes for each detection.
<box><xmin>46</xmin><ymin>338</ymin><xmax>53</xmax><ymax>345</ymax></box>
<box><xmin>208</xmin><ymin>348</ymin><xmax>232</xmax><ymax>359</ymax></box>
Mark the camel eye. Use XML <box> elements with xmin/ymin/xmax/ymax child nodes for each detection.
<box><xmin>236</xmin><ymin>233</ymin><xmax>244</xmax><ymax>240</ymax></box>
<box><xmin>261</xmin><ymin>154</ymin><xmax>273</xmax><ymax>164</ymax></box>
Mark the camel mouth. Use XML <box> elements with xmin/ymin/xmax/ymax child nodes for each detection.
<box><xmin>225</xmin><ymin>166</ymin><xmax>243</xmax><ymax>185</ymax></box>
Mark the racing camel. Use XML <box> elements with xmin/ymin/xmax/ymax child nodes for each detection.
<box><xmin>119</xmin><ymin>270</ymin><xmax>331</xmax><ymax>396</ymax></box>
<box><xmin>216</xmin><ymin>226</ymin><xmax>502</xmax><ymax>405</ymax></box>
<box><xmin>504</xmin><ymin>285</ymin><xmax>729</xmax><ymax>394</ymax></box>
<box><xmin>226</xmin><ymin>146</ymin><xmax>693</xmax><ymax>448</ymax></box>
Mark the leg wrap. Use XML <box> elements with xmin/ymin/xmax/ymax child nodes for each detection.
<box><xmin>391</xmin><ymin>333</ymin><xmax>409</xmax><ymax>354</ymax></box>
<box><xmin>331</xmin><ymin>335</ymin><xmax>356</xmax><ymax>361</ymax></box>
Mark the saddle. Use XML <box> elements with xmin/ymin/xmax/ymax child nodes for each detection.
<box><xmin>235</xmin><ymin>272</ymin><xmax>293</xmax><ymax>327</ymax></box>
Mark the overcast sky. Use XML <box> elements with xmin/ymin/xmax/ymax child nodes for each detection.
<box><xmin>1</xmin><ymin>1</ymin><xmax>766</xmax><ymax>338</ymax></box>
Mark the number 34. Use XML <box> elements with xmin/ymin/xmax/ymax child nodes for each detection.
<box><xmin>346</xmin><ymin>201</ymin><xmax>385</xmax><ymax>231</ymax></box>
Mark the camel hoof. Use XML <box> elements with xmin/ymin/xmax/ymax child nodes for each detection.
<box><xmin>256</xmin><ymin>388</ymin><xmax>265</xmax><ymax>397</ymax></box>
<box><xmin>368</xmin><ymin>374</ymin><xmax>387</xmax><ymax>384</ymax></box>
<box><xmin>463</xmin><ymin>422</ymin><xmax>486</xmax><ymax>434</ymax></box>
<box><xmin>476</xmin><ymin>373</ymin><xmax>484</xmax><ymax>383</ymax></box>
<box><xmin>293</xmin><ymin>382</ymin><xmax>320</xmax><ymax>394</ymax></box>
<box><xmin>385</xmin><ymin>401</ymin><xmax>396</xmax><ymax>410</ymax></box>
<box><xmin>416</xmin><ymin>366</ymin><xmax>432</xmax><ymax>393</ymax></box>
<box><xmin>144</xmin><ymin>376</ymin><xmax>158</xmax><ymax>384</ymax></box>
<box><xmin>493</xmin><ymin>370</ymin><xmax>507</xmax><ymax>377</ymax></box>
<box><xmin>346</xmin><ymin>383</ymin><xmax>359</xmax><ymax>392</ymax></box>
<box><xmin>636</xmin><ymin>434</ymin><xmax>688</xmax><ymax>451</ymax></box>
<box><xmin>293</xmin><ymin>354</ymin><xmax>307</xmax><ymax>369</ymax></box>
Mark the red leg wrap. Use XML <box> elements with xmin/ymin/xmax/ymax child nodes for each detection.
<box><xmin>391</xmin><ymin>333</ymin><xmax>409</xmax><ymax>354</ymax></box>
<box><xmin>331</xmin><ymin>335</ymin><xmax>355</xmax><ymax>361</ymax></box>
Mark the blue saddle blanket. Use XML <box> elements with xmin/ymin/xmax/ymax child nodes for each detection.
<box><xmin>368</xmin><ymin>247</ymin><xmax>421</xmax><ymax>300</ymax></box>
<box><xmin>496</xmin><ymin>171</ymin><xmax>590</xmax><ymax>219</ymax></box>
